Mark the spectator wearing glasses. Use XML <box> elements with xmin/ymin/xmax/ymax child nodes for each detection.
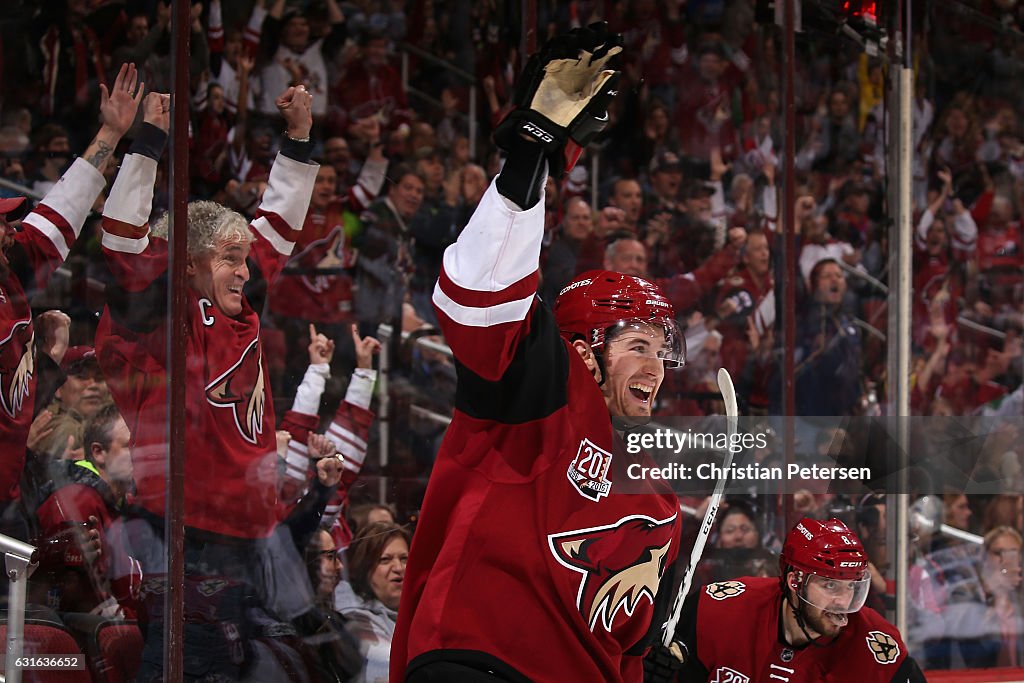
<box><xmin>981</xmin><ymin>526</ymin><xmax>1024</xmax><ymax>667</ymax></box>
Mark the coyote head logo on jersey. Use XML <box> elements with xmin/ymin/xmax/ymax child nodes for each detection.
<box><xmin>205</xmin><ymin>337</ymin><xmax>266</xmax><ymax>444</ymax></box>
<box><xmin>0</xmin><ymin>320</ymin><xmax>33</xmax><ymax>419</ymax></box>
<box><xmin>548</xmin><ymin>513</ymin><xmax>676</xmax><ymax>632</ymax></box>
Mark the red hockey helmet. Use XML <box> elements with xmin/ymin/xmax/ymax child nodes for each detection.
<box><xmin>781</xmin><ymin>517</ymin><xmax>871</xmax><ymax>614</ymax></box>
<box><xmin>781</xmin><ymin>517</ymin><xmax>869</xmax><ymax>581</ymax></box>
<box><xmin>553</xmin><ymin>270</ymin><xmax>685</xmax><ymax>367</ymax></box>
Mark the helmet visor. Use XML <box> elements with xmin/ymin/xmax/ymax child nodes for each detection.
<box><xmin>798</xmin><ymin>572</ymin><xmax>871</xmax><ymax>614</ymax></box>
<box><xmin>604</xmin><ymin>319</ymin><xmax>686</xmax><ymax>368</ymax></box>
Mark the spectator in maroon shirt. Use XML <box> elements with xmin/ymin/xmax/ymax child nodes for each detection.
<box><xmin>675</xmin><ymin>41</ymin><xmax>745</xmax><ymax>161</ymax></box>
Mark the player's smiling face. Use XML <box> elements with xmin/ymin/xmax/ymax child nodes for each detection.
<box><xmin>600</xmin><ymin>323</ymin><xmax>666</xmax><ymax>420</ymax></box>
<box><xmin>189</xmin><ymin>238</ymin><xmax>251</xmax><ymax>317</ymax></box>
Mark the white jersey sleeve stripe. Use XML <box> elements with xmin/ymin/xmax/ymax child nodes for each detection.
<box><xmin>334</xmin><ymin>438</ymin><xmax>366</xmax><ymax>465</ymax></box>
<box><xmin>24</xmin><ymin>214</ymin><xmax>69</xmax><ymax>260</ymax></box>
<box><xmin>31</xmin><ymin>158</ymin><xmax>105</xmax><ymax>237</ymax></box>
<box><xmin>250</xmin><ymin>215</ymin><xmax>295</xmax><ymax>255</ymax></box>
<box><xmin>433</xmin><ymin>284</ymin><xmax>534</xmax><ymax>328</ymax></box>
<box><xmin>326</xmin><ymin>424</ymin><xmax>368</xmax><ymax>451</ymax></box>
<box><xmin>101</xmin><ymin>231</ymin><xmax>151</xmax><ymax>255</ymax></box>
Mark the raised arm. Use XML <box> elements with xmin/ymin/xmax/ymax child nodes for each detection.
<box><xmin>15</xmin><ymin>63</ymin><xmax>144</xmax><ymax>288</ymax></box>
<box><xmin>100</xmin><ymin>91</ymin><xmax>169</xmax><ymax>294</ymax></box>
<box><xmin>916</xmin><ymin>168</ymin><xmax>952</xmax><ymax>249</ymax></box>
<box><xmin>246</xmin><ymin>86</ymin><xmax>318</xmax><ymax>286</ymax></box>
<box><xmin>433</xmin><ymin>23</ymin><xmax>622</xmax><ymax>381</ymax></box>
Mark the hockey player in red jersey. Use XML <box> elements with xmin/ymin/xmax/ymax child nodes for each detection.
<box><xmin>651</xmin><ymin>518</ymin><xmax>926</xmax><ymax>683</ymax></box>
<box><xmin>94</xmin><ymin>85</ymin><xmax>318</xmax><ymax>680</ymax></box>
<box><xmin>391</xmin><ymin>24</ymin><xmax>686</xmax><ymax>682</ymax></box>
<box><xmin>0</xmin><ymin>63</ymin><xmax>144</xmax><ymax>538</ymax></box>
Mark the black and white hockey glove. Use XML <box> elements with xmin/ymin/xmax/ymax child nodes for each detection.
<box><xmin>495</xmin><ymin>22</ymin><xmax>623</xmax><ymax>179</ymax></box>
<box><xmin>642</xmin><ymin>640</ymin><xmax>686</xmax><ymax>683</ymax></box>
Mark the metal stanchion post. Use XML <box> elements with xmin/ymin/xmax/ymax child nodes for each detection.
<box><xmin>377</xmin><ymin>324</ymin><xmax>393</xmax><ymax>505</ymax></box>
<box><xmin>2</xmin><ymin>535</ymin><xmax>37</xmax><ymax>683</ymax></box>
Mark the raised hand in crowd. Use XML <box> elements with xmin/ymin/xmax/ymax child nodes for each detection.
<box><xmin>237</xmin><ymin>52</ymin><xmax>255</xmax><ymax>81</ymax></box>
<box><xmin>727</xmin><ymin>226</ymin><xmax>747</xmax><ymax>250</ymax></box>
<box><xmin>352</xmin><ymin>324</ymin><xmax>381</xmax><ymax>369</ymax></box>
<box><xmin>142</xmin><ymin>92</ymin><xmax>171</xmax><ymax>133</ymax></box>
<box><xmin>350</xmin><ymin>112</ymin><xmax>382</xmax><ymax>148</ymax></box>
<box><xmin>155</xmin><ymin>1</ymin><xmax>171</xmax><ymax>32</ymax></box>
<box><xmin>277</xmin><ymin>84</ymin><xmax>314</xmax><ymax>140</ymax></box>
<box><xmin>595</xmin><ymin>205</ymin><xmax>626</xmax><ymax>237</ymax></box>
<box><xmin>710</xmin><ymin>147</ymin><xmax>730</xmax><ymax>182</ymax></box>
<box><xmin>99</xmin><ymin>64</ymin><xmax>144</xmax><ymax>138</ymax></box>
<box><xmin>26</xmin><ymin>410</ymin><xmax>56</xmax><ymax>453</ymax></box>
<box><xmin>85</xmin><ymin>63</ymin><xmax>145</xmax><ymax>172</ymax></box>
<box><xmin>309</xmin><ymin>433</ymin><xmax>343</xmax><ymax>488</ymax></box>
<box><xmin>34</xmin><ymin>309</ymin><xmax>71</xmax><ymax>365</ymax></box>
<box><xmin>276</xmin><ymin>429</ymin><xmax>292</xmax><ymax>458</ymax></box>
<box><xmin>308</xmin><ymin>323</ymin><xmax>336</xmax><ymax>365</ymax></box>
<box><xmin>937</xmin><ymin>167</ymin><xmax>953</xmax><ymax>191</ymax></box>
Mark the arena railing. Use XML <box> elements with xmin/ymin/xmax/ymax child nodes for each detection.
<box><xmin>0</xmin><ymin>534</ymin><xmax>38</xmax><ymax>683</ymax></box>
<box><xmin>398</xmin><ymin>42</ymin><xmax>478</xmax><ymax>161</ymax></box>
<box><xmin>376</xmin><ymin>323</ymin><xmax>454</xmax><ymax>504</ymax></box>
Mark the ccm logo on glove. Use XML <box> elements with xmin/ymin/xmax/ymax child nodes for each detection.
<box><xmin>521</xmin><ymin>121</ymin><xmax>555</xmax><ymax>143</ymax></box>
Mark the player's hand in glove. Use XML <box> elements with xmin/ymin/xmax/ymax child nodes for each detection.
<box><xmin>643</xmin><ymin>640</ymin><xmax>686</xmax><ymax>683</ymax></box>
<box><xmin>495</xmin><ymin>22</ymin><xmax>622</xmax><ymax>179</ymax></box>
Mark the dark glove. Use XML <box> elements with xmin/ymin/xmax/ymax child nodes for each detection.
<box><xmin>643</xmin><ymin>640</ymin><xmax>686</xmax><ymax>683</ymax></box>
<box><xmin>494</xmin><ymin>22</ymin><xmax>623</xmax><ymax>178</ymax></box>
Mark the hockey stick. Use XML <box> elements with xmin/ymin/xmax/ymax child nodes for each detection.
<box><xmin>662</xmin><ymin>367</ymin><xmax>739</xmax><ymax>646</ymax></box>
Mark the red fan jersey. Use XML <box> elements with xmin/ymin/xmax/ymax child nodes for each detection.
<box><xmin>95</xmin><ymin>145</ymin><xmax>317</xmax><ymax>538</ymax></box>
<box><xmin>0</xmin><ymin>159</ymin><xmax>106</xmax><ymax>501</ymax></box>
<box><xmin>267</xmin><ymin>202</ymin><xmax>358</xmax><ymax>325</ymax></box>
<box><xmin>391</xmin><ymin>182</ymin><xmax>683</xmax><ymax>682</ymax></box>
<box><xmin>677</xmin><ymin>577</ymin><xmax>924</xmax><ymax>682</ymax></box>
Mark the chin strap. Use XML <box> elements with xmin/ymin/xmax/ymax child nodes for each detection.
<box><xmin>593</xmin><ymin>347</ymin><xmax>607</xmax><ymax>387</ymax></box>
<box><xmin>787</xmin><ymin>591</ymin><xmax>819</xmax><ymax>646</ymax></box>
<box><xmin>785</xmin><ymin>572</ymin><xmax>832</xmax><ymax>649</ymax></box>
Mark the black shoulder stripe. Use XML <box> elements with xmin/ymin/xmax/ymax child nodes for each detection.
<box><xmin>454</xmin><ymin>302</ymin><xmax>569</xmax><ymax>423</ymax></box>
<box><xmin>892</xmin><ymin>655</ymin><xmax>927</xmax><ymax>683</ymax></box>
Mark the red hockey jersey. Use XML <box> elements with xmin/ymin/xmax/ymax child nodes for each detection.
<box><xmin>678</xmin><ymin>576</ymin><xmax>923</xmax><ymax>682</ymax></box>
<box><xmin>95</xmin><ymin>146</ymin><xmax>317</xmax><ymax>538</ymax></box>
<box><xmin>0</xmin><ymin>159</ymin><xmax>106</xmax><ymax>501</ymax></box>
<box><xmin>391</xmin><ymin>182</ymin><xmax>683</xmax><ymax>682</ymax></box>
